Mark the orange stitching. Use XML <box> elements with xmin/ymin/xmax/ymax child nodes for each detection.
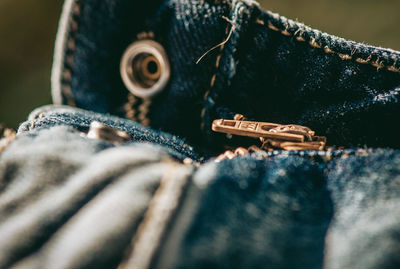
<box><xmin>338</xmin><ymin>53</ymin><xmax>352</xmax><ymax>60</ymax></box>
<box><xmin>67</xmin><ymin>38</ymin><xmax>76</xmax><ymax>51</ymax></box>
<box><xmin>281</xmin><ymin>29</ymin><xmax>291</xmax><ymax>37</ymax></box>
<box><xmin>63</xmin><ymin>69</ymin><xmax>72</xmax><ymax>81</ymax></box>
<box><xmin>61</xmin><ymin>0</ymin><xmax>82</xmax><ymax>106</ymax></box>
<box><xmin>324</xmin><ymin>46</ymin><xmax>334</xmax><ymax>54</ymax></box>
<box><xmin>200</xmin><ymin>22</ymin><xmax>230</xmax><ymax>130</ymax></box>
<box><xmin>138</xmin><ymin>99</ymin><xmax>151</xmax><ymax>127</ymax></box>
<box><xmin>29</xmin><ymin>112</ymin><xmax>45</xmax><ymax>131</ymax></box>
<box><xmin>388</xmin><ymin>66</ymin><xmax>400</xmax><ymax>72</ymax></box>
<box><xmin>73</xmin><ymin>2</ymin><xmax>81</xmax><ymax>17</ymax></box>
<box><xmin>296</xmin><ymin>36</ymin><xmax>306</xmax><ymax>42</ymax></box>
<box><xmin>61</xmin><ymin>85</ymin><xmax>76</xmax><ymax>106</ymax></box>
<box><xmin>267</xmin><ymin>21</ymin><xmax>279</xmax><ymax>32</ymax></box>
<box><xmin>259</xmin><ymin>18</ymin><xmax>400</xmax><ymax>73</ymax></box>
<box><xmin>29</xmin><ymin>120</ymin><xmax>36</xmax><ymax>131</ymax></box>
<box><xmin>117</xmin><ymin>163</ymin><xmax>190</xmax><ymax>269</ymax></box>
<box><xmin>65</xmin><ymin>54</ymin><xmax>74</xmax><ymax>67</ymax></box>
<box><xmin>71</xmin><ymin>20</ymin><xmax>78</xmax><ymax>32</ymax></box>
<box><xmin>309</xmin><ymin>38</ymin><xmax>322</xmax><ymax>49</ymax></box>
<box><xmin>123</xmin><ymin>32</ymin><xmax>156</xmax><ymax>126</ymax></box>
<box><xmin>356</xmin><ymin>58</ymin><xmax>370</xmax><ymax>64</ymax></box>
<box><xmin>371</xmin><ymin>60</ymin><xmax>385</xmax><ymax>70</ymax></box>
<box><xmin>255</xmin><ymin>19</ymin><xmax>264</xmax><ymax>25</ymax></box>
<box><xmin>215</xmin><ymin>54</ymin><xmax>222</xmax><ymax>68</ymax></box>
<box><xmin>209</xmin><ymin>73</ymin><xmax>217</xmax><ymax>87</ymax></box>
<box><xmin>124</xmin><ymin>93</ymin><xmax>139</xmax><ymax>122</ymax></box>
<box><xmin>124</xmin><ymin>94</ymin><xmax>151</xmax><ymax>127</ymax></box>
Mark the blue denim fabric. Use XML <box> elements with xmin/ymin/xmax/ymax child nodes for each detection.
<box><xmin>18</xmin><ymin>105</ymin><xmax>202</xmax><ymax>162</ymax></box>
<box><xmin>2</xmin><ymin>0</ymin><xmax>400</xmax><ymax>268</ymax></box>
<box><xmin>1</xmin><ymin>107</ymin><xmax>400</xmax><ymax>269</ymax></box>
<box><xmin>53</xmin><ymin>0</ymin><xmax>400</xmax><ymax>148</ymax></box>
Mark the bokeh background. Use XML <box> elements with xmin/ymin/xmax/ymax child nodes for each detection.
<box><xmin>1</xmin><ymin>0</ymin><xmax>399</xmax><ymax>128</ymax></box>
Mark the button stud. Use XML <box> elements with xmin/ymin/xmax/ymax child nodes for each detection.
<box><xmin>86</xmin><ymin>121</ymin><xmax>131</xmax><ymax>144</ymax></box>
<box><xmin>120</xmin><ymin>40</ymin><xmax>170</xmax><ymax>98</ymax></box>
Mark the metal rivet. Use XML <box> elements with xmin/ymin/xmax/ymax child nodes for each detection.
<box><xmin>120</xmin><ymin>40</ymin><xmax>170</xmax><ymax>98</ymax></box>
<box><xmin>86</xmin><ymin>121</ymin><xmax>131</xmax><ymax>144</ymax></box>
<box><xmin>183</xmin><ymin>158</ymin><xmax>193</xmax><ymax>165</ymax></box>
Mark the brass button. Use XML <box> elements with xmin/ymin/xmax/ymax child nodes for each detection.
<box><xmin>86</xmin><ymin>121</ymin><xmax>131</xmax><ymax>144</ymax></box>
<box><xmin>120</xmin><ymin>40</ymin><xmax>170</xmax><ymax>98</ymax></box>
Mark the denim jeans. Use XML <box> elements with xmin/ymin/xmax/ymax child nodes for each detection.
<box><xmin>1</xmin><ymin>0</ymin><xmax>400</xmax><ymax>268</ymax></box>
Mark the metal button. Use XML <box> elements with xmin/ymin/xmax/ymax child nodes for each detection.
<box><xmin>120</xmin><ymin>40</ymin><xmax>170</xmax><ymax>98</ymax></box>
<box><xmin>86</xmin><ymin>121</ymin><xmax>131</xmax><ymax>144</ymax></box>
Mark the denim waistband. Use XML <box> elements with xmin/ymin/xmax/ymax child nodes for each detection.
<box><xmin>18</xmin><ymin>105</ymin><xmax>202</xmax><ymax>161</ymax></box>
<box><xmin>51</xmin><ymin>0</ymin><xmax>400</xmax><ymax>149</ymax></box>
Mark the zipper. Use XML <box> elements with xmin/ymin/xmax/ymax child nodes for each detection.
<box><xmin>211</xmin><ymin>114</ymin><xmax>327</xmax><ymax>162</ymax></box>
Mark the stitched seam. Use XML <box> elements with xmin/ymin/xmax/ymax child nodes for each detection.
<box><xmin>256</xmin><ymin>19</ymin><xmax>400</xmax><ymax>73</ymax></box>
<box><xmin>201</xmin><ymin>22</ymin><xmax>230</xmax><ymax>130</ymax></box>
<box><xmin>124</xmin><ymin>95</ymin><xmax>151</xmax><ymax>127</ymax></box>
<box><xmin>138</xmin><ymin>99</ymin><xmax>151</xmax><ymax>127</ymax></box>
<box><xmin>29</xmin><ymin>113</ymin><xmax>46</xmax><ymax>131</ymax></box>
<box><xmin>124</xmin><ymin>93</ymin><xmax>139</xmax><ymax>122</ymax></box>
<box><xmin>134</xmin><ymin>32</ymin><xmax>154</xmax><ymax>127</ymax></box>
<box><xmin>61</xmin><ymin>0</ymin><xmax>82</xmax><ymax>106</ymax></box>
<box><xmin>123</xmin><ymin>32</ymin><xmax>155</xmax><ymax>126</ymax></box>
<box><xmin>117</xmin><ymin>163</ymin><xmax>189</xmax><ymax>269</ymax></box>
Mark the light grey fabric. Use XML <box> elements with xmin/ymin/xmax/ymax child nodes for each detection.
<box><xmin>0</xmin><ymin>126</ymin><xmax>193</xmax><ymax>269</ymax></box>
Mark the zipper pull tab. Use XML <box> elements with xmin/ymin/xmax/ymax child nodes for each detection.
<box><xmin>211</xmin><ymin>115</ymin><xmax>327</xmax><ymax>152</ymax></box>
<box><xmin>212</xmin><ymin>119</ymin><xmax>306</xmax><ymax>142</ymax></box>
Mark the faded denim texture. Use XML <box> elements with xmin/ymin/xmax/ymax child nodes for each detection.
<box><xmin>2</xmin><ymin>0</ymin><xmax>400</xmax><ymax>268</ymax></box>
<box><xmin>1</xmin><ymin>107</ymin><xmax>400</xmax><ymax>269</ymax></box>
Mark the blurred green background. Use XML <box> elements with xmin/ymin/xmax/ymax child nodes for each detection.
<box><xmin>0</xmin><ymin>0</ymin><xmax>399</xmax><ymax>128</ymax></box>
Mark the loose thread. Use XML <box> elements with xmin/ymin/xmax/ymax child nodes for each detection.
<box><xmin>196</xmin><ymin>16</ymin><xmax>235</xmax><ymax>64</ymax></box>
